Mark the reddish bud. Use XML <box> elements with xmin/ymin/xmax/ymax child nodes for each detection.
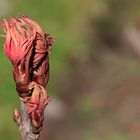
<box><xmin>0</xmin><ymin>16</ymin><xmax>54</xmax><ymax>133</ymax></box>
<box><xmin>26</xmin><ymin>82</ymin><xmax>50</xmax><ymax>130</ymax></box>
<box><xmin>13</xmin><ymin>109</ymin><xmax>21</xmax><ymax>125</ymax></box>
<box><xmin>0</xmin><ymin>16</ymin><xmax>54</xmax><ymax>96</ymax></box>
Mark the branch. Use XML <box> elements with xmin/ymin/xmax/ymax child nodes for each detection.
<box><xmin>14</xmin><ymin>100</ymin><xmax>40</xmax><ymax>140</ymax></box>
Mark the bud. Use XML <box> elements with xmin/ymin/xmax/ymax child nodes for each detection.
<box><xmin>27</xmin><ymin>82</ymin><xmax>50</xmax><ymax>131</ymax></box>
<box><xmin>0</xmin><ymin>16</ymin><xmax>54</xmax><ymax>97</ymax></box>
<box><xmin>13</xmin><ymin>109</ymin><xmax>21</xmax><ymax>126</ymax></box>
<box><xmin>0</xmin><ymin>16</ymin><xmax>53</xmax><ymax>134</ymax></box>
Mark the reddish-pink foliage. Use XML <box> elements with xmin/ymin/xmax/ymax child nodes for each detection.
<box><xmin>0</xmin><ymin>16</ymin><xmax>54</xmax><ymax>131</ymax></box>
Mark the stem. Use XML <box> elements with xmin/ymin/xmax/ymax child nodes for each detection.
<box><xmin>19</xmin><ymin>100</ymin><xmax>40</xmax><ymax>140</ymax></box>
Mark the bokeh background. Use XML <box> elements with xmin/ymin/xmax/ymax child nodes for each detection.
<box><xmin>1</xmin><ymin>0</ymin><xmax>140</xmax><ymax>140</ymax></box>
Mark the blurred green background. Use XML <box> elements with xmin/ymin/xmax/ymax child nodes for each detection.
<box><xmin>1</xmin><ymin>0</ymin><xmax>140</xmax><ymax>140</ymax></box>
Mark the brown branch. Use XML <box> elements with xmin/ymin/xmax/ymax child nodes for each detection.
<box><xmin>15</xmin><ymin>100</ymin><xmax>40</xmax><ymax>140</ymax></box>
